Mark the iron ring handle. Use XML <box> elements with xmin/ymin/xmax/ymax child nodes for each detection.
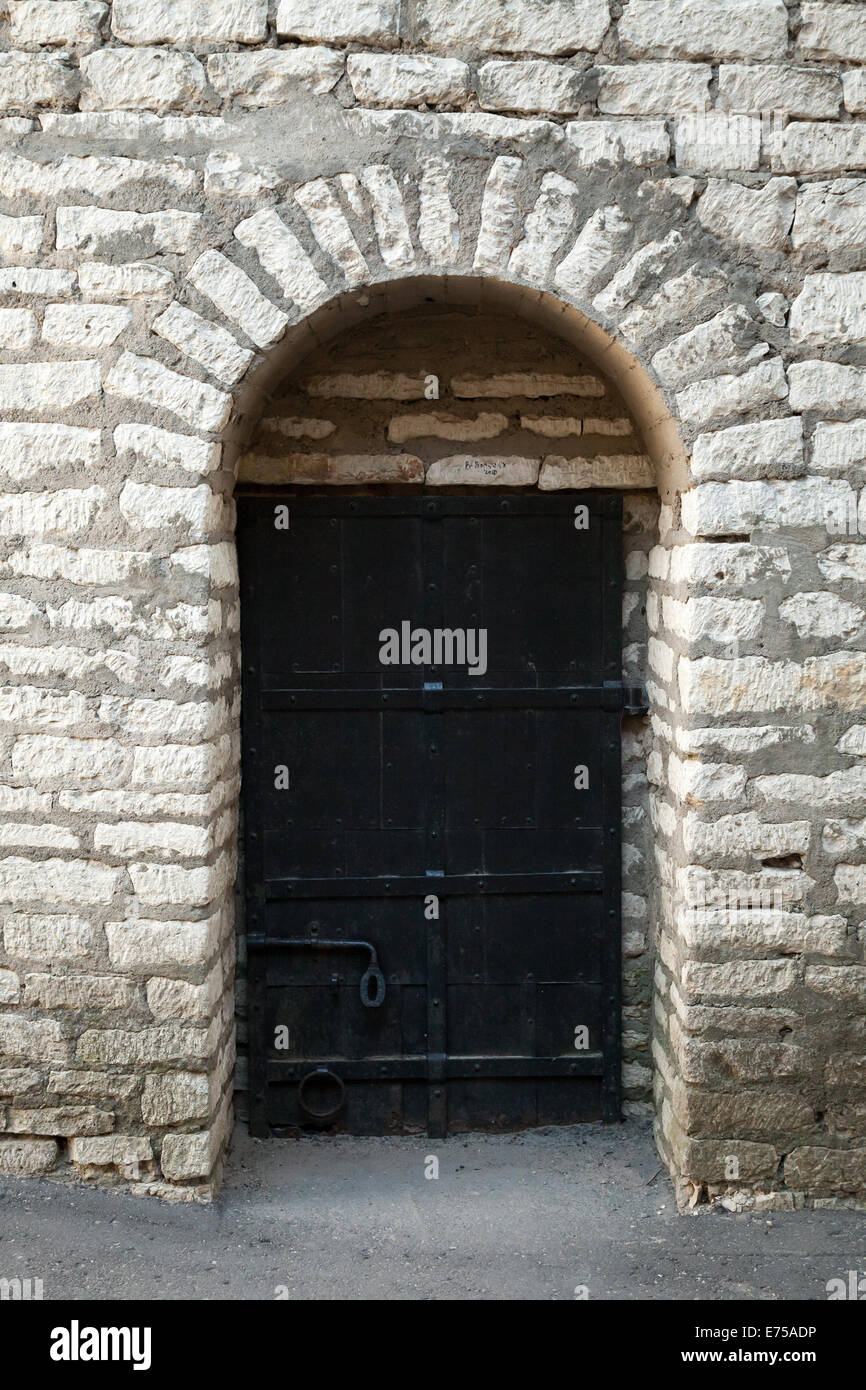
<box><xmin>298</xmin><ymin>1067</ymin><xmax>346</xmax><ymax>1120</ymax></box>
<box><xmin>359</xmin><ymin>962</ymin><xmax>386</xmax><ymax>1008</ymax></box>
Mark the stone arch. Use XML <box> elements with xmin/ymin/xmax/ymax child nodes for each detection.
<box><xmin>136</xmin><ymin>141</ymin><xmax>782</xmax><ymax>494</ymax></box>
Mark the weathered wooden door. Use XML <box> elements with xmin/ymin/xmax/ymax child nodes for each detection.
<box><xmin>238</xmin><ymin>493</ymin><xmax>625</xmax><ymax>1136</ymax></box>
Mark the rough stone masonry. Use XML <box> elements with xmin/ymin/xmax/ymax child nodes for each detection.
<box><xmin>0</xmin><ymin>0</ymin><xmax>864</xmax><ymax>1208</ymax></box>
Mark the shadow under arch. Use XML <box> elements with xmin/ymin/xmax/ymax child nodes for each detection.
<box><xmin>227</xmin><ymin>273</ymin><xmax>689</xmax><ymax>503</ymax></box>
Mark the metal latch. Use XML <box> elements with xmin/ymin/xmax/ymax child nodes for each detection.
<box><xmin>622</xmin><ymin>685</ymin><xmax>649</xmax><ymax>716</ymax></box>
<box><xmin>247</xmin><ymin>934</ymin><xmax>386</xmax><ymax>1008</ymax></box>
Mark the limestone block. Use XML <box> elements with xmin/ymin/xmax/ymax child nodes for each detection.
<box><xmin>772</xmin><ymin>123</ymin><xmax>866</xmax><ymax>175</ymax></box>
<box><xmin>691</xmin><ymin>418</ymin><xmax>804</xmax><ymax>482</ymax></box>
<box><xmin>473</xmin><ymin>156</ymin><xmax>524</xmax><ymax>275</ymax></box>
<box><xmin>844</xmin><ymin>71</ymin><xmax>866</xmax><ymax>117</ymax></box>
<box><xmin>240</xmin><ymin>453</ymin><xmax>423</xmax><ymax>485</ymax></box>
<box><xmin>128</xmin><ymin>855</ymin><xmax>233</xmax><ymax>908</ymax></box>
<box><xmin>675</xmin><ymin>114</ymin><xmax>761</xmax><ymax>173</ymax></box>
<box><xmin>69</xmin><ymin>1136</ymin><xmax>152</xmax><ymax>1166</ymax></box>
<box><xmin>683</xmin><ymin>812</ymin><xmax>810</xmax><ymax>860</ymax></box>
<box><xmin>80</xmin><ymin>48</ymin><xmax>206</xmax><ymax>110</ymax></box>
<box><xmin>0</xmin><ymin>1138</ymin><xmax>58</xmax><ymax>1174</ymax></box>
<box><xmin>427</xmin><ymin>456</ymin><xmax>539</xmax><ymax>486</ymax></box>
<box><xmin>785</xmin><ymin>1147</ymin><xmax>866</xmax><ymax>1192</ymax></box>
<box><xmin>805</xmin><ymin>963</ymin><xmax>866</xmax><ymax>998</ymax></box>
<box><xmin>594</xmin><ymin>230</ymin><xmax>683</xmax><ymax>316</ymax></box>
<box><xmin>77</xmin><ymin>261</ymin><xmax>174</xmax><ymax>299</ymax></box>
<box><xmin>276</xmin><ymin>0</ymin><xmax>398</xmax><ymax>45</ymax></box>
<box><xmin>0</xmin><ymin>52</ymin><xmax>78</xmax><ymax>110</ymax></box>
<box><xmin>0</xmin><ymin>212</ymin><xmax>44</xmax><ymax>257</ymax></box>
<box><xmin>479</xmin><ymin>60</ymin><xmax>591</xmax><ymax>115</ymax></box>
<box><xmin>94</xmin><ymin>821</ymin><xmax>212</xmax><ymax>858</ymax></box>
<box><xmin>295</xmin><ymin>177</ymin><xmax>368</xmax><ymax>286</ymax></box>
<box><xmin>566</xmin><ymin>119</ymin><xmax>669</xmax><ymax>167</ymax></box>
<box><xmin>508</xmin><ymin>173</ymin><xmax>579</xmax><ymax>282</ymax></box>
<box><xmin>105</xmin><ymin>913</ymin><xmax>221</xmax><ymax>971</ymax></box>
<box><xmin>790</xmin><ymin>273</ymin><xmax>866</xmax><ymax>347</ymax></box>
<box><xmin>7</xmin><ymin>1106</ymin><xmax>112</xmax><ymax>1135</ymax></box>
<box><xmin>798</xmin><ymin>4</ymin><xmax>866</xmax><ymax>62</ymax></box>
<box><xmin>779</xmin><ymin>593</ymin><xmax>864</xmax><ymax>640</ymax></box>
<box><xmin>76</xmin><ymin>1024</ymin><xmax>217</xmax><ymax>1065</ymax></box>
<box><xmin>539</xmin><ymin>455</ymin><xmax>653</xmax><ymax>489</ymax></box>
<box><xmin>788</xmin><ymin>361</ymin><xmax>866</xmax><ymax>414</ymax></box>
<box><xmin>555</xmin><ymin>204</ymin><xmax>631</xmax><ymax>299</ymax></box>
<box><xmin>697</xmin><ymin>177</ymin><xmax>796</xmax><ymax>249</ymax></box>
<box><xmin>146</xmin><ymin>965</ymin><xmax>221</xmax><ymax>1019</ymax></box>
<box><xmin>361</xmin><ymin>164</ymin><xmax>415</xmax><ymax>270</ymax></box>
<box><xmin>130</xmin><ymin>738</ymin><xmax>230</xmax><ymax>790</ymax></box>
<box><xmin>141</xmin><ymin>1071</ymin><xmax>209</xmax><ymax>1124</ymax></box>
<box><xmin>661</xmin><ymin>594</ymin><xmax>763</xmax><ymax>643</ymax></box>
<box><xmin>833</xmin><ymin>867</ymin><xmax>866</xmax><ymax>906</ymax></box>
<box><xmin>234</xmin><ymin>208</ymin><xmax>329</xmax><ymax>316</ymax></box>
<box><xmin>683</xmin><ymin>477</ymin><xmax>852</xmax><ymax>534</ymax></box>
<box><xmin>679</xmin><ymin>652</ymin><xmax>866</xmax><ymax>715</ymax></box>
<box><xmin>10</xmin><ymin>1</ymin><xmax>107</xmax><ymax>49</ymax></box>
<box><xmin>208</xmin><ymin>49</ymin><xmax>343</xmax><ymax>105</ymax></box>
<box><xmin>4</xmin><ymin>913</ymin><xmax>93</xmax><ymax>961</ymax></box>
<box><xmin>42</xmin><ymin>303</ymin><xmax>130</xmax><ymax>349</ymax></box>
<box><xmin>22</xmin><ymin>973</ymin><xmax>137</xmax><ymax>1010</ymax></box>
<box><xmin>388</xmin><ymin>412</ymin><xmax>507</xmax><ymax>443</ymax></box>
<box><xmin>0</xmin><ymin>361</ymin><xmax>100</xmax><ymax>414</ymax></box>
<box><xmin>793</xmin><ymin>180</ymin><xmax>866</xmax><ymax>251</ymax></box>
<box><xmin>718</xmin><ymin>63</ymin><xmax>841</xmax><ymax>119</ymax></box>
<box><xmin>59</xmin><ymin>205</ymin><xmax>200</xmax><ymax>256</ymax></box>
<box><xmin>105</xmin><ymin>353</ymin><xmax>231</xmax><ymax>432</ymax></box>
<box><xmin>597</xmin><ymin>62</ymin><xmax>710</xmax><ymax>115</ymax></box>
<box><xmin>682</xmin><ymin>959</ymin><xmax>797</xmax><ymax>998</ymax></box>
<box><xmin>0</xmin><ymin>970</ymin><xmax>20</xmax><ymax>1003</ymax></box>
<box><xmin>0</xmin><ymin>308</ymin><xmax>38</xmax><ymax>349</ymax></box>
<box><xmin>818</xmin><ymin>545</ymin><xmax>866</xmax><ymax>582</ymax></box>
<box><xmin>621</xmin><ymin>1</ymin><xmax>787</xmax><ymax>60</ymax></box>
<box><xmin>417</xmin><ymin>156</ymin><xmax>460</xmax><ymax>263</ymax></box>
<box><xmin>416</xmin><ymin>0</ymin><xmax>609</xmax><ymax>54</ymax></box>
<box><xmin>188</xmin><ymin>249</ymin><xmax>287</xmax><ymax>350</ymax></box>
<box><xmin>153</xmin><ymin>302</ymin><xmax>253</xmax><ymax>386</ymax></box>
<box><xmin>451</xmin><ymin>372</ymin><xmax>604</xmax><ymax>398</ymax></box>
<box><xmin>675</xmin><ymin>360</ymin><xmax>788</xmax><ymax>430</ymax></box>
<box><xmin>114</xmin><ymin>423</ymin><xmax>220</xmax><ymax>476</ymax></box>
<box><xmin>348</xmin><ymin>54</ymin><xmax>469</xmax><ymax>106</ymax></box>
<box><xmin>112</xmin><ymin>0</ymin><xmax>267</xmax><ymax>44</ymax></box>
<box><xmin>652</xmin><ymin>306</ymin><xmax>768</xmax><ymax>388</ymax></box>
<box><xmin>668</xmin><ymin>754</ymin><xmax>747</xmax><ymax>803</ymax></box>
<box><xmin>160</xmin><ymin>1125</ymin><xmax>218</xmax><ymax>1179</ymax></box>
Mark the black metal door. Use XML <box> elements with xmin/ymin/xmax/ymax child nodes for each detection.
<box><xmin>238</xmin><ymin>493</ymin><xmax>625</xmax><ymax>1136</ymax></box>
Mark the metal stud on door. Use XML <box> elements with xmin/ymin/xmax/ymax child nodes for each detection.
<box><xmin>238</xmin><ymin>493</ymin><xmax>625</xmax><ymax>1136</ymax></box>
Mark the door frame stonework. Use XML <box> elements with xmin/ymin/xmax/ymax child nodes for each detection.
<box><xmin>2</xmin><ymin>143</ymin><xmax>861</xmax><ymax>1207</ymax></box>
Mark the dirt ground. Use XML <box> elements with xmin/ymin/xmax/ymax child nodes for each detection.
<box><xmin>2</xmin><ymin>1120</ymin><xmax>865</xmax><ymax>1301</ymax></box>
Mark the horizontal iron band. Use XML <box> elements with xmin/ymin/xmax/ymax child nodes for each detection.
<box><xmin>262</xmin><ymin>871</ymin><xmax>603</xmax><ymax>900</ymax></box>
<box><xmin>259</xmin><ymin>684</ymin><xmax>633</xmax><ymax>712</ymax></box>
<box><xmin>266</xmin><ymin>1054</ymin><xmax>605</xmax><ymax>1081</ymax></box>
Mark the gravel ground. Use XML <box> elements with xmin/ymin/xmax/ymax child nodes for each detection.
<box><xmin>1</xmin><ymin>1120</ymin><xmax>865</xmax><ymax>1301</ymax></box>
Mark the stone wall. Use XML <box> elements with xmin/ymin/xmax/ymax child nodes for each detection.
<box><xmin>0</xmin><ymin>0</ymin><xmax>863</xmax><ymax>1205</ymax></box>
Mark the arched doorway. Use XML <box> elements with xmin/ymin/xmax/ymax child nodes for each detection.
<box><xmin>232</xmin><ymin>282</ymin><xmax>661</xmax><ymax>1137</ymax></box>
